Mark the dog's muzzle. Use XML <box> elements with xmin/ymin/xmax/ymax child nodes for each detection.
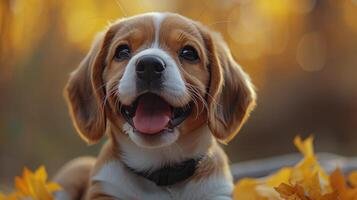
<box><xmin>120</xmin><ymin>54</ymin><xmax>193</xmax><ymax>135</ymax></box>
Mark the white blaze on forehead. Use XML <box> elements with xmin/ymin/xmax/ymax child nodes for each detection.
<box><xmin>151</xmin><ymin>12</ymin><xmax>166</xmax><ymax>47</ymax></box>
<box><xmin>118</xmin><ymin>12</ymin><xmax>189</xmax><ymax>107</ymax></box>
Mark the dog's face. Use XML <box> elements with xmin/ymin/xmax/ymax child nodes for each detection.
<box><xmin>65</xmin><ymin>13</ymin><xmax>256</xmax><ymax>148</ymax></box>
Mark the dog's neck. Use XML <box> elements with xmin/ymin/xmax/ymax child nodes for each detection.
<box><xmin>112</xmin><ymin>125</ymin><xmax>214</xmax><ymax>173</ymax></box>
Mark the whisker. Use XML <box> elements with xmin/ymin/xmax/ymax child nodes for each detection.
<box><xmin>186</xmin><ymin>87</ymin><xmax>201</xmax><ymax>119</ymax></box>
<box><xmin>177</xmin><ymin>64</ymin><xmax>209</xmax><ymax>117</ymax></box>
<box><xmin>185</xmin><ymin>83</ymin><xmax>209</xmax><ymax>119</ymax></box>
<box><xmin>114</xmin><ymin>90</ymin><xmax>122</xmax><ymax>112</ymax></box>
<box><xmin>115</xmin><ymin>0</ymin><xmax>128</xmax><ymax>17</ymax></box>
<box><xmin>189</xmin><ymin>84</ymin><xmax>209</xmax><ymax>113</ymax></box>
<box><xmin>195</xmin><ymin>0</ymin><xmax>208</xmax><ymax>22</ymax></box>
<box><xmin>101</xmin><ymin>80</ymin><xmax>120</xmax><ymax>110</ymax></box>
<box><xmin>206</xmin><ymin>20</ymin><xmax>232</xmax><ymax>28</ymax></box>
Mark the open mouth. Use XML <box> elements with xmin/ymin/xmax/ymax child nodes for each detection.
<box><xmin>120</xmin><ymin>93</ymin><xmax>192</xmax><ymax>135</ymax></box>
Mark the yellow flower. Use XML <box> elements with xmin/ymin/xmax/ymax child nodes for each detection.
<box><xmin>233</xmin><ymin>178</ymin><xmax>268</xmax><ymax>200</ymax></box>
<box><xmin>0</xmin><ymin>166</ymin><xmax>61</xmax><ymax>200</ymax></box>
<box><xmin>233</xmin><ymin>135</ymin><xmax>357</xmax><ymax>200</ymax></box>
<box><xmin>348</xmin><ymin>172</ymin><xmax>357</xmax><ymax>187</ymax></box>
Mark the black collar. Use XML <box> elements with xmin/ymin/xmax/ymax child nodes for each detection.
<box><xmin>126</xmin><ymin>157</ymin><xmax>202</xmax><ymax>186</ymax></box>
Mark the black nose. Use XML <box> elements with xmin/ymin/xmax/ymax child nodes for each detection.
<box><xmin>136</xmin><ymin>56</ymin><xmax>165</xmax><ymax>82</ymax></box>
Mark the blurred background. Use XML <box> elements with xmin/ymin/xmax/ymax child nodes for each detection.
<box><xmin>1</xmin><ymin>0</ymin><xmax>357</xmax><ymax>186</ymax></box>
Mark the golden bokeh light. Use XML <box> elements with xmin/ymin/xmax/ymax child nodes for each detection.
<box><xmin>343</xmin><ymin>0</ymin><xmax>357</xmax><ymax>33</ymax></box>
<box><xmin>60</xmin><ymin>0</ymin><xmax>121</xmax><ymax>51</ymax></box>
<box><xmin>296</xmin><ymin>31</ymin><xmax>327</xmax><ymax>72</ymax></box>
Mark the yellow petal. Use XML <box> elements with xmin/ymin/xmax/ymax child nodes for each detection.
<box><xmin>15</xmin><ymin>176</ymin><xmax>29</xmax><ymax>195</ymax></box>
<box><xmin>256</xmin><ymin>185</ymin><xmax>281</xmax><ymax>199</ymax></box>
<box><xmin>23</xmin><ymin>167</ymin><xmax>34</xmax><ymax>178</ymax></box>
<box><xmin>275</xmin><ymin>183</ymin><xmax>300</xmax><ymax>199</ymax></box>
<box><xmin>294</xmin><ymin>136</ymin><xmax>314</xmax><ymax>157</ymax></box>
<box><xmin>266</xmin><ymin>168</ymin><xmax>292</xmax><ymax>187</ymax></box>
<box><xmin>32</xmin><ymin>179</ymin><xmax>54</xmax><ymax>200</ymax></box>
<box><xmin>46</xmin><ymin>182</ymin><xmax>62</xmax><ymax>192</ymax></box>
<box><xmin>329</xmin><ymin>169</ymin><xmax>346</xmax><ymax>192</ymax></box>
<box><xmin>27</xmin><ymin>174</ymin><xmax>43</xmax><ymax>199</ymax></box>
<box><xmin>34</xmin><ymin>165</ymin><xmax>48</xmax><ymax>182</ymax></box>
<box><xmin>303</xmin><ymin>173</ymin><xmax>321</xmax><ymax>198</ymax></box>
<box><xmin>348</xmin><ymin>171</ymin><xmax>357</xmax><ymax>187</ymax></box>
<box><xmin>22</xmin><ymin>167</ymin><xmax>37</xmax><ymax>196</ymax></box>
<box><xmin>234</xmin><ymin>179</ymin><xmax>267</xmax><ymax>200</ymax></box>
<box><xmin>290</xmin><ymin>156</ymin><xmax>316</xmax><ymax>185</ymax></box>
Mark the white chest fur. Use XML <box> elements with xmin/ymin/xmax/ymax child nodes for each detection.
<box><xmin>92</xmin><ymin>160</ymin><xmax>233</xmax><ymax>200</ymax></box>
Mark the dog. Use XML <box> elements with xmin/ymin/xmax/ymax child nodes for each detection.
<box><xmin>54</xmin><ymin>12</ymin><xmax>256</xmax><ymax>200</ymax></box>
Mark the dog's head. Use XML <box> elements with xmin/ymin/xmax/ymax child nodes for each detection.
<box><xmin>65</xmin><ymin>13</ymin><xmax>256</xmax><ymax>148</ymax></box>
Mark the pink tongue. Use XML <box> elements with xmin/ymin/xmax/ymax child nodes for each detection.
<box><xmin>133</xmin><ymin>94</ymin><xmax>172</xmax><ymax>134</ymax></box>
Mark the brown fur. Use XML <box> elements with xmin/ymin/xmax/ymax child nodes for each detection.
<box><xmin>191</xmin><ymin>141</ymin><xmax>230</xmax><ymax>181</ymax></box>
<box><xmin>196</xmin><ymin>24</ymin><xmax>257</xmax><ymax>143</ymax></box>
<box><xmin>54</xmin><ymin>157</ymin><xmax>96</xmax><ymax>200</ymax></box>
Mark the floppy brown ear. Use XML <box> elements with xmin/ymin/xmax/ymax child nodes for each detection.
<box><xmin>65</xmin><ymin>29</ymin><xmax>115</xmax><ymax>144</ymax></box>
<box><xmin>202</xmin><ymin>30</ymin><xmax>257</xmax><ymax>143</ymax></box>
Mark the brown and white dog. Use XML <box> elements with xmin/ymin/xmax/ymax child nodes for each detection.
<box><xmin>54</xmin><ymin>12</ymin><xmax>256</xmax><ymax>200</ymax></box>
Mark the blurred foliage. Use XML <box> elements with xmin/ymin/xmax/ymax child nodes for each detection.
<box><xmin>0</xmin><ymin>166</ymin><xmax>61</xmax><ymax>200</ymax></box>
<box><xmin>0</xmin><ymin>0</ymin><xmax>357</xmax><ymax>187</ymax></box>
<box><xmin>234</xmin><ymin>136</ymin><xmax>357</xmax><ymax>200</ymax></box>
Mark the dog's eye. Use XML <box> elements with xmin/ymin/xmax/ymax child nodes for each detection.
<box><xmin>114</xmin><ymin>44</ymin><xmax>131</xmax><ymax>61</ymax></box>
<box><xmin>179</xmin><ymin>45</ymin><xmax>199</xmax><ymax>62</ymax></box>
